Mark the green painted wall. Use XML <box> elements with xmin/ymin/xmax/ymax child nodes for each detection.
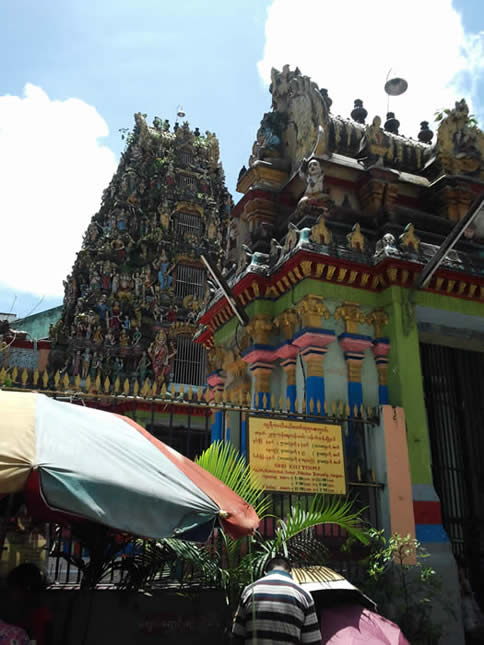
<box><xmin>415</xmin><ymin>289</ymin><xmax>484</xmax><ymax>318</ymax></box>
<box><xmin>11</xmin><ymin>306</ymin><xmax>63</xmax><ymax>340</ymax></box>
<box><xmin>211</xmin><ymin>278</ymin><xmax>484</xmax><ymax>489</ymax></box>
<box><xmin>385</xmin><ymin>288</ymin><xmax>433</xmax><ymax>485</ymax></box>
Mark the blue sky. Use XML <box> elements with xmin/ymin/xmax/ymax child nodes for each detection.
<box><xmin>1</xmin><ymin>0</ymin><xmax>483</xmax><ymax>320</ymax></box>
<box><xmin>1</xmin><ymin>0</ymin><xmax>271</xmax><ymax>188</ymax></box>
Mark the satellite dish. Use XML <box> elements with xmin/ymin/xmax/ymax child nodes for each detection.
<box><xmin>384</xmin><ymin>77</ymin><xmax>408</xmax><ymax>96</ymax></box>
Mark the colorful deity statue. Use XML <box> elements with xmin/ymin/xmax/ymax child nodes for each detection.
<box><xmin>96</xmin><ymin>294</ymin><xmax>111</xmax><ymax>322</ymax></box>
<box><xmin>148</xmin><ymin>329</ymin><xmax>176</xmax><ymax>383</ymax></box>
<box><xmin>90</xmin><ymin>270</ymin><xmax>101</xmax><ymax>293</ymax></box>
<box><xmin>73</xmin><ymin>350</ymin><xmax>81</xmax><ymax>376</ymax></box>
<box><xmin>158</xmin><ymin>200</ymin><xmax>171</xmax><ymax>229</ymax></box>
<box><xmin>102</xmin><ymin>261</ymin><xmax>113</xmax><ymax>291</ymax></box>
<box><xmin>133</xmin><ymin>272</ymin><xmax>143</xmax><ymax>298</ymax></box>
<box><xmin>117</xmin><ymin>210</ymin><xmax>127</xmax><ymax>231</ymax></box>
<box><xmin>156</xmin><ymin>249</ymin><xmax>173</xmax><ymax>290</ymax></box>
<box><xmin>298</xmin><ymin>158</ymin><xmax>325</xmax><ymax>203</ymax></box>
<box><xmin>81</xmin><ymin>348</ymin><xmax>91</xmax><ymax>379</ymax></box>
<box><xmin>111</xmin><ymin>272</ymin><xmax>120</xmax><ymax>295</ymax></box>
<box><xmin>118</xmin><ymin>273</ymin><xmax>133</xmax><ymax>300</ymax></box>
<box><xmin>93</xmin><ymin>325</ymin><xmax>104</xmax><ymax>345</ymax></box>
<box><xmin>109</xmin><ymin>301</ymin><xmax>122</xmax><ymax>330</ymax></box>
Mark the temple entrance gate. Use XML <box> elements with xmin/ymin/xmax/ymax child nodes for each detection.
<box><xmin>420</xmin><ymin>343</ymin><xmax>484</xmax><ymax>599</ymax></box>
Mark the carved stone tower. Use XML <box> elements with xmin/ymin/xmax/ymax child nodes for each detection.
<box><xmin>49</xmin><ymin>113</ymin><xmax>230</xmax><ymax>392</ymax></box>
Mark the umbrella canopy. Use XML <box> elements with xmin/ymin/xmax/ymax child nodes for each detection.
<box><xmin>319</xmin><ymin>605</ymin><xmax>410</xmax><ymax>644</ymax></box>
<box><xmin>293</xmin><ymin>567</ymin><xmax>408</xmax><ymax>645</ymax></box>
<box><xmin>0</xmin><ymin>391</ymin><xmax>259</xmax><ymax>540</ymax></box>
<box><xmin>293</xmin><ymin>566</ymin><xmax>376</xmax><ymax>611</ymax></box>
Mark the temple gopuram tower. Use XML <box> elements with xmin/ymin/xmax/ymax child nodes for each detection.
<box><xmin>49</xmin><ymin>113</ymin><xmax>230</xmax><ymax>393</ymax></box>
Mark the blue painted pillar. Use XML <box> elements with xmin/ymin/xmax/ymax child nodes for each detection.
<box><xmin>240</xmin><ymin>413</ymin><xmax>248</xmax><ymax>459</ymax></box>
<box><xmin>211</xmin><ymin>410</ymin><xmax>224</xmax><ymax>443</ymax></box>
<box><xmin>250</xmin><ymin>363</ymin><xmax>273</xmax><ymax>410</ymax></box>
<box><xmin>292</xmin><ymin>329</ymin><xmax>336</xmax><ymax>416</ymax></box>
<box><xmin>338</xmin><ymin>333</ymin><xmax>372</xmax><ymax>481</ymax></box>
<box><xmin>300</xmin><ymin>346</ymin><xmax>327</xmax><ymax>415</ymax></box>
<box><xmin>372</xmin><ymin>339</ymin><xmax>390</xmax><ymax>405</ymax></box>
<box><xmin>281</xmin><ymin>358</ymin><xmax>297</xmax><ymax>413</ymax></box>
<box><xmin>207</xmin><ymin>371</ymin><xmax>225</xmax><ymax>444</ymax></box>
<box><xmin>338</xmin><ymin>334</ymin><xmax>373</xmax><ymax>417</ymax></box>
<box><xmin>346</xmin><ymin>357</ymin><xmax>365</xmax><ymax>414</ymax></box>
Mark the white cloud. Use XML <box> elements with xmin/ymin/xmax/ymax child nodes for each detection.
<box><xmin>258</xmin><ymin>0</ymin><xmax>484</xmax><ymax>137</ymax></box>
<box><xmin>0</xmin><ymin>84</ymin><xmax>117</xmax><ymax>297</ymax></box>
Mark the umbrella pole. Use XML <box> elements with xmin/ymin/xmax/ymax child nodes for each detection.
<box><xmin>0</xmin><ymin>494</ymin><xmax>14</xmax><ymax>563</ymax></box>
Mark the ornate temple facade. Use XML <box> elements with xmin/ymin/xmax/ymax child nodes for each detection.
<box><xmin>2</xmin><ymin>66</ymin><xmax>484</xmax><ymax>642</ymax></box>
<box><xmin>195</xmin><ymin>66</ymin><xmax>484</xmax><ymax>643</ymax></box>
<box><xmin>47</xmin><ymin>114</ymin><xmax>230</xmax><ymax>393</ymax></box>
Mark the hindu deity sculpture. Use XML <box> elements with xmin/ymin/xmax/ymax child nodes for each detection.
<box><xmin>298</xmin><ymin>158</ymin><xmax>325</xmax><ymax>204</ymax></box>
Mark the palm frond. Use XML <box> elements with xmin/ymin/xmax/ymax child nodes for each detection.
<box><xmin>280</xmin><ymin>495</ymin><xmax>368</xmax><ymax>545</ymax></box>
<box><xmin>161</xmin><ymin>538</ymin><xmax>220</xmax><ymax>583</ymax></box>
<box><xmin>251</xmin><ymin>531</ymin><xmax>329</xmax><ymax>579</ymax></box>
<box><xmin>196</xmin><ymin>441</ymin><xmax>271</xmax><ymax>519</ymax></box>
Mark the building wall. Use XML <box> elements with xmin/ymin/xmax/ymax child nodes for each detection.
<box><xmin>11</xmin><ymin>305</ymin><xmax>62</xmax><ymax>340</ymax></box>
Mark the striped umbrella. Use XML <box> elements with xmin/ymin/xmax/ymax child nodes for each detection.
<box><xmin>0</xmin><ymin>391</ymin><xmax>259</xmax><ymax>541</ymax></box>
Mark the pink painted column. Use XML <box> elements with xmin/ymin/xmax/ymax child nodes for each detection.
<box><xmin>380</xmin><ymin>405</ymin><xmax>416</xmax><ymax>561</ymax></box>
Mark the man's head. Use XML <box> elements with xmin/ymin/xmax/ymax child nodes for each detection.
<box><xmin>265</xmin><ymin>556</ymin><xmax>292</xmax><ymax>573</ymax></box>
<box><xmin>7</xmin><ymin>563</ymin><xmax>45</xmax><ymax>606</ymax></box>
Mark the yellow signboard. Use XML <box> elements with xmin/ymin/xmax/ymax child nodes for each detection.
<box><xmin>249</xmin><ymin>417</ymin><xmax>346</xmax><ymax>495</ymax></box>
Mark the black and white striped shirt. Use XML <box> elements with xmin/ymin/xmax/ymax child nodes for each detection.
<box><xmin>232</xmin><ymin>570</ymin><xmax>322</xmax><ymax>644</ymax></box>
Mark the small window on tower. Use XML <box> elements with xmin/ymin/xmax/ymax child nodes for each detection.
<box><xmin>177</xmin><ymin>174</ymin><xmax>197</xmax><ymax>188</ymax></box>
<box><xmin>180</xmin><ymin>150</ymin><xmax>193</xmax><ymax>165</ymax></box>
<box><xmin>173</xmin><ymin>334</ymin><xmax>207</xmax><ymax>386</ymax></box>
<box><xmin>174</xmin><ymin>211</ymin><xmax>202</xmax><ymax>240</ymax></box>
<box><xmin>174</xmin><ymin>263</ymin><xmax>205</xmax><ymax>300</ymax></box>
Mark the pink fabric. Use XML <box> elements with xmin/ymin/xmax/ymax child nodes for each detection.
<box><xmin>0</xmin><ymin>619</ymin><xmax>30</xmax><ymax>644</ymax></box>
<box><xmin>320</xmin><ymin>606</ymin><xmax>410</xmax><ymax>644</ymax></box>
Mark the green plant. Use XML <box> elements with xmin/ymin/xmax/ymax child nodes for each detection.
<box><xmin>119</xmin><ymin>127</ymin><xmax>135</xmax><ymax>150</ymax></box>
<box><xmin>434</xmin><ymin>108</ymin><xmax>479</xmax><ymax>128</ymax></box>
<box><xmin>177</xmin><ymin>442</ymin><xmax>368</xmax><ymax>616</ymax></box>
<box><xmin>357</xmin><ymin>529</ymin><xmax>453</xmax><ymax>644</ymax></box>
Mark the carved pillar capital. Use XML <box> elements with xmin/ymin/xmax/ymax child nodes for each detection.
<box><xmin>334</xmin><ymin>301</ymin><xmax>366</xmax><ymax>334</ymax></box>
<box><xmin>367</xmin><ymin>308</ymin><xmax>389</xmax><ymax>338</ymax></box>
<box><xmin>295</xmin><ymin>294</ymin><xmax>330</xmax><ymax>329</ymax></box>
<box><xmin>247</xmin><ymin>315</ymin><xmax>273</xmax><ymax>345</ymax></box>
<box><xmin>275</xmin><ymin>309</ymin><xmax>299</xmax><ymax>341</ymax></box>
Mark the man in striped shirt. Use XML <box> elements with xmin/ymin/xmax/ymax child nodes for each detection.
<box><xmin>232</xmin><ymin>557</ymin><xmax>322</xmax><ymax>644</ymax></box>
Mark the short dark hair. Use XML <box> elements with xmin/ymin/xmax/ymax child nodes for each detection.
<box><xmin>265</xmin><ymin>556</ymin><xmax>291</xmax><ymax>573</ymax></box>
<box><xmin>7</xmin><ymin>563</ymin><xmax>45</xmax><ymax>593</ymax></box>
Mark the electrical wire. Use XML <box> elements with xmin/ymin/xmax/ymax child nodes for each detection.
<box><xmin>7</xmin><ymin>295</ymin><xmax>17</xmax><ymax>316</ymax></box>
<box><xmin>19</xmin><ymin>295</ymin><xmax>45</xmax><ymax>320</ymax></box>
